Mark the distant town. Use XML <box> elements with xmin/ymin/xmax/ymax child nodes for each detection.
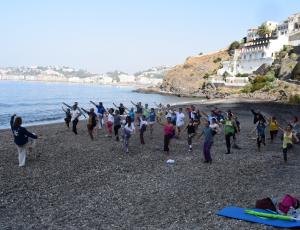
<box><xmin>0</xmin><ymin>65</ymin><xmax>170</xmax><ymax>87</ymax></box>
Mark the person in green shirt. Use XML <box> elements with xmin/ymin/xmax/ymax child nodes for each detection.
<box><xmin>223</xmin><ymin>113</ymin><xmax>238</xmax><ymax>154</ymax></box>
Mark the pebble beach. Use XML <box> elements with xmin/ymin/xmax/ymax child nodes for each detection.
<box><xmin>1</xmin><ymin>100</ymin><xmax>300</xmax><ymax>229</ymax></box>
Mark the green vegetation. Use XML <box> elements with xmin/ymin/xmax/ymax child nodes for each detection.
<box><xmin>213</xmin><ymin>57</ymin><xmax>222</xmax><ymax>63</ymax></box>
<box><xmin>241</xmin><ymin>73</ymin><xmax>275</xmax><ymax>93</ymax></box>
<box><xmin>291</xmin><ymin>61</ymin><xmax>300</xmax><ymax>80</ymax></box>
<box><xmin>236</xmin><ymin>73</ymin><xmax>249</xmax><ymax>78</ymax></box>
<box><xmin>290</xmin><ymin>53</ymin><xmax>298</xmax><ymax>61</ymax></box>
<box><xmin>257</xmin><ymin>24</ymin><xmax>271</xmax><ymax>37</ymax></box>
<box><xmin>289</xmin><ymin>94</ymin><xmax>300</xmax><ymax>104</ymax></box>
<box><xmin>198</xmin><ymin>52</ymin><xmax>203</xmax><ymax>55</ymax></box>
<box><xmin>228</xmin><ymin>41</ymin><xmax>240</xmax><ymax>52</ymax></box>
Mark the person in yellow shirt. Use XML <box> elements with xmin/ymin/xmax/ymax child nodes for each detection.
<box><xmin>269</xmin><ymin>116</ymin><xmax>279</xmax><ymax>143</ymax></box>
<box><xmin>280</xmin><ymin>124</ymin><xmax>299</xmax><ymax>162</ymax></box>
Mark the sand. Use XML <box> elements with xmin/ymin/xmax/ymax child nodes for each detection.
<box><xmin>1</xmin><ymin>101</ymin><xmax>300</xmax><ymax>229</ymax></box>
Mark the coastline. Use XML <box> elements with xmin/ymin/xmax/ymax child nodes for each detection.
<box><xmin>0</xmin><ymin>78</ymin><xmax>159</xmax><ymax>88</ymax></box>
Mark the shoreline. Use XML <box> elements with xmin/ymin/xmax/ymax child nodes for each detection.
<box><xmin>0</xmin><ymin>98</ymin><xmax>290</xmax><ymax>131</ymax></box>
<box><xmin>0</xmin><ymin>79</ymin><xmax>159</xmax><ymax>88</ymax></box>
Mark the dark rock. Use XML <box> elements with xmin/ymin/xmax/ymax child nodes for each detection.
<box><xmin>253</xmin><ymin>64</ymin><xmax>271</xmax><ymax>75</ymax></box>
<box><xmin>291</xmin><ymin>61</ymin><xmax>300</xmax><ymax>81</ymax></box>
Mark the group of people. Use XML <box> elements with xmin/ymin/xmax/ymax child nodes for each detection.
<box><xmin>9</xmin><ymin>100</ymin><xmax>300</xmax><ymax>167</ymax></box>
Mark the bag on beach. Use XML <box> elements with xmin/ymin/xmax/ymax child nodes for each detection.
<box><xmin>279</xmin><ymin>195</ymin><xmax>299</xmax><ymax>214</ymax></box>
<box><xmin>255</xmin><ymin>197</ymin><xmax>276</xmax><ymax>212</ymax></box>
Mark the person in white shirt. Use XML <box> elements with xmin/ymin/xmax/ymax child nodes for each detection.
<box><xmin>63</xmin><ymin>102</ymin><xmax>84</xmax><ymax>135</ymax></box>
<box><xmin>123</xmin><ymin>116</ymin><xmax>135</xmax><ymax>153</ymax></box>
<box><xmin>176</xmin><ymin>108</ymin><xmax>185</xmax><ymax>137</ymax></box>
<box><xmin>209</xmin><ymin>118</ymin><xmax>221</xmax><ymax>135</ymax></box>
<box><xmin>139</xmin><ymin>115</ymin><xmax>148</xmax><ymax>144</ymax></box>
<box><xmin>106</xmin><ymin>108</ymin><xmax>114</xmax><ymax>137</ymax></box>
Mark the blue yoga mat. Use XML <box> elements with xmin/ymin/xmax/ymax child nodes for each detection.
<box><xmin>217</xmin><ymin>206</ymin><xmax>300</xmax><ymax>228</ymax></box>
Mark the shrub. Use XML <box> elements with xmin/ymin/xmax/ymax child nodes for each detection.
<box><xmin>257</xmin><ymin>24</ymin><xmax>271</xmax><ymax>37</ymax></box>
<box><xmin>203</xmin><ymin>73</ymin><xmax>210</xmax><ymax>79</ymax></box>
<box><xmin>213</xmin><ymin>57</ymin><xmax>222</xmax><ymax>63</ymax></box>
<box><xmin>228</xmin><ymin>41</ymin><xmax>240</xmax><ymax>51</ymax></box>
<box><xmin>199</xmin><ymin>52</ymin><xmax>203</xmax><ymax>55</ymax></box>
<box><xmin>264</xmin><ymin>70</ymin><xmax>276</xmax><ymax>82</ymax></box>
<box><xmin>236</xmin><ymin>73</ymin><xmax>249</xmax><ymax>78</ymax></box>
<box><xmin>290</xmin><ymin>53</ymin><xmax>298</xmax><ymax>60</ymax></box>
<box><xmin>289</xmin><ymin>94</ymin><xmax>300</xmax><ymax>104</ymax></box>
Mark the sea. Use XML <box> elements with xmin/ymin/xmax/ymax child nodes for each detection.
<box><xmin>0</xmin><ymin>81</ymin><xmax>198</xmax><ymax>129</ymax></box>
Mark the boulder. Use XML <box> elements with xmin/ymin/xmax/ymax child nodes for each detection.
<box><xmin>253</xmin><ymin>64</ymin><xmax>271</xmax><ymax>76</ymax></box>
<box><xmin>291</xmin><ymin>62</ymin><xmax>300</xmax><ymax>81</ymax></box>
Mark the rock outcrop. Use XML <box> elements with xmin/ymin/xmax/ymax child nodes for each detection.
<box><xmin>291</xmin><ymin>61</ymin><xmax>300</xmax><ymax>81</ymax></box>
<box><xmin>160</xmin><ymin>50</ymin><xmax>230</xmax><ymax>96</ymax></box>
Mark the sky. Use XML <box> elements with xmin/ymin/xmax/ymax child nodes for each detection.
<box><xmin>0</xmin><ymin>0</ymin><xmax>299</xmax><ymax>74</ymax></box>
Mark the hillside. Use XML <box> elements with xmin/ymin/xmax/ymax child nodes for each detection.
<box><xmin>160</xmin><ymin>50</ymin><xmax>230</xmax><ymax>96</ymax></box>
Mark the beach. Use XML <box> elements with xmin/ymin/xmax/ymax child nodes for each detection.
<box><xmin>1</xmin><ymin>100</ymin><xmax>300</xmax><ymax>229</ymax></box>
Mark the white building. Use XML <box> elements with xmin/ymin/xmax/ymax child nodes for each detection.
<box><xmin>218</xmin><ymin>13</ymin><xmax>300</xmax><ymax>77</ymax></box>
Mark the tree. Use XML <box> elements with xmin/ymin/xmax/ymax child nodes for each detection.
<box><xmin>228</xmin><ymin>41</ymin><xmax>240</xmax><ymax>51</ymax></box>
<box><xmin>257</xmin><ymin>24</ymin><xmax>271</xmax><ymax>38</ymax></box>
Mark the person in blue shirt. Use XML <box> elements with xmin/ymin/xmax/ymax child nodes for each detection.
<box><xmin>10</xmin><ymin>114</ymin><xmax>38</xmax><ymax>167</ymax></box>
<box><xmin>252</xmin><ymin>119</ymin><xmax>267</xmax><ymax>152</ymax></box>
<box><xmin>129</xmin><ymin>108</ymin><xmax>135</xmax><ymax>122</ymax></box>
<box><xmin>90</xmin><ymin>101</ymin><xmax>106</xmax><ymax>129</ymax></box>
<box><xmin>198</xmin><ymin>120</ymin><xmax>214</xmax><ymax>164</ymax></box>
<box><xmin>149</xmin><ymin>108</ymin><xmax>156</xmax><ymax>138</ymax></box>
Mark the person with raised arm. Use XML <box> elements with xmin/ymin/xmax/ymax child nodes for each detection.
<box><xmin>90</xmin><ymin>101</ymin><xmax>106</xmax><ymax>129</ymax></box>
<box><xmin>279</xmin><ymin>124</ymin><xmax>299</xmax><ymax>162</ymax></box>
<box><xmin>81</xmin><ymin>107</ymin><xmax>97</xmax><ymax>140</ymax></box>
<box><xmin>10</xmin><ymin>114</ymin><xmax>38</xmax><ymax>167</ymax></box>
<box><xmin>251</xmin><ymin>118</ymin><xmax>268</xmax><ymax>152</ymax></box>
<box><xmin>113</xmin><ymin>102</ymin><xmax>128</xmax><ymax>116</ymax></box>
<box><xmin>131</xmin><ymin>101</ymin><xmax>143</xmax><ymax>126</ymax></box>
<box><xmin>62</xmin><ymin>106</ymin><xmax>71</xmax><ymax>128</ymax></box>
<box><xmin>63</xmin><ymin>102</ymin><xmax>84</xmax><ymax>135</ymax></box>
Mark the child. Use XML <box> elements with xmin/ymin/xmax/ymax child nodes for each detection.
<box><xmin>185</xmin><ymin>119</ymin><xmax>196</xmax><ymax>152</ymax></box>
<box><xmin>199</xmin><ymin>120</ymin><xmax>214</xmax><ymax>164</ymax></box>
<box><xmin>81</xmin><ymin>108</ymin><xmax>97</xmax><ymax>140</ymax></box>
<box><xmin>139</xmin><ymin>115</ymin><xmax>148</xmax><ymax>144</ymax></box>
<box><xmin>149</xmin><ymin>108</ymin><xmax>156</xmax><ymax>138</ymax></box>
<box><xmin>10</xmin><ymin>114</ymin><xmax>38</xmax><ymax>167</ymax></box>
<box><xmin>106</xmin><ymin>108</ymin><xmax>114</xmax><ymax>137</ymax></box>
<box><xmin>62</xmin><ymin>106</ymin><xmax>71</xmax><ymax>128</ymax></box>
<box><xmin>114</xmin><ymin>110</ymin><xmax>121</xmax><ymax>141</ymax></box>
<box><xmin>280</xmin><ymin>124</ymin><xmax>299</xmax><ymax>162</ymax></box>
<box><xmin>123</xmin><ymin>116</ymin><xmax>135</xmax><ymax>153</ymax></box>
<box><xmin>269</xmin><ymin>116</ymin><xmax>279</xmax><ymax>142</ymax></box>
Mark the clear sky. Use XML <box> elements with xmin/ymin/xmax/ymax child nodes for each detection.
<box><xmin>0</xmin><ymin>0</ymin><xmax>298</xmax><ymax>73</ymax></box>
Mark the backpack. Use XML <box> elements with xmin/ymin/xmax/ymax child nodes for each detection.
<box><xmin>279</xmin><ymin>194</ymin><xmax>299</xmax><ymax>214</ymax></box>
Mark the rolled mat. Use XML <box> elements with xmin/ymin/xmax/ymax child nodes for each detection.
<box><xmin>217</xmin><ymin>206</ymin><xmax>300</xmax><ymax>228</ymax></box>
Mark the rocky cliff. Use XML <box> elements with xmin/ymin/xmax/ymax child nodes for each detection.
<box><xmin>160</xmin><ymin>50</ymin><xmax>230</xmax><ymax>96</ymax></box>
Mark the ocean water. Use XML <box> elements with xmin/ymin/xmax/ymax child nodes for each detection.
<box><xmin>0</xmin><ymin>81</ymin><xmax>197</xmax><ymax>129</ymax></box>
